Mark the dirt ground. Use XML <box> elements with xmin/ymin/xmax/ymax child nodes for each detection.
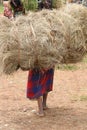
<box><xmin>0</xmin><ymin>63</ymin><xmax>87</xmax><ymax>130</ymax></box>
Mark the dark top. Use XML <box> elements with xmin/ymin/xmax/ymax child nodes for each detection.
<box><xmin>10</xmin><ymin>0</ymin><xmax>22</xmax><ymax>9</ymax></box>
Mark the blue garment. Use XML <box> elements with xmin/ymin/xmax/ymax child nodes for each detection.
<box><xmin>27</xmin><ymin>68</ymin><xmax>54</xmax><ymax>99</ymax></box>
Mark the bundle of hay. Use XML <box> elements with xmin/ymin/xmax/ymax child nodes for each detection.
<box><xmin>0</xmin><ymin>15</ymin><xmax>60</xmax><ymax>74</ymax></box>
<box><xmin>0</xmin><ymin>10</ymin><xmax>86</xmax><ymax>74</ymax></box>
<box><xmin>0</xmin><ymin>17</ymin><xmax>24</xmax><ymax>74</ymax></box>
<box><xmin>19</xmin><ymin>10</ymin><xmax>87</xmax><ymax>63</ymax></box>
<box><xmin>40</xmin><ymin>9</ymin><xmax>86</xmax><ymax>63</ymax></box>
<box><xmin>0</xmin><ymin>16</ymin><xmax>13</xmax><ymax>32</ymax></box>
<box><xmin>62</xmin><ymin>4</ymin><xmax>87</xmax><ymax>49</ymax></box>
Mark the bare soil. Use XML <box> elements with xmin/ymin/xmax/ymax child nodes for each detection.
<box><xmin>0</xmin><ymin>63</ymin><xmax>87</xmax><ymax>130</ymax></box>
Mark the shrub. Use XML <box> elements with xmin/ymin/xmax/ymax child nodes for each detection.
<box><xmin>23</xmin><ymin>0</ymin><xmax>38</xmax><ymax>11</ymax></box>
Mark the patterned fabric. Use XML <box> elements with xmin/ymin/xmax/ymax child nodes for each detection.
<box><xmin>4</xmin><ymin>7</ymin><xmax>13</xmax><ymax>18</ymax></box>
<box><xmin>27</xmin><ymin>68</ymin><xmax>54</xmax><ymax>99</ymax></box>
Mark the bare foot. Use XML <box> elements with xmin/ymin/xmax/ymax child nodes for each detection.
<box><xmin>43</xmin><ymin>106</ymin><xmax>49</xmax><ymax>110</ymax></box>
<box><xmin>37</xmin><ymin>112</ymin><xmax>45</xmax><ymax>117</ymax></box>
<box><xmin>31</xmin><ymin>110</ymin><xmax>45</xmax><ymax>117</ymax></box>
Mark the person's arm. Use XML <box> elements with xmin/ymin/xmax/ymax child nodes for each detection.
<box><xmin>11</xmin><ymin>0</ymin><xmax>17</xmax><ymax>7</ymax></box>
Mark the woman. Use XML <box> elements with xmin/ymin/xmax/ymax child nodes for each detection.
<box><xmin>38</xmin><ymin>0</ymin><xmax>52</xmax><ymax>10</ymax></box>
<box><xmin>27</xmin><ymin>68</ymin><xmax>54</xmax><ymax>117</ymax></box>
<box><xmin>3</xmin><ymin>0</ymin><xmax>13</xmax><ymax>19</ymax></box>
<box><xmin>10</xmin><ymin>0</ymin><xmax>25</xmax><ymax>17</ymax></box>
<box><xmin>43</xmin><ymin>0</ymin><xmax>52</xmax><ymax>9</ymax></box>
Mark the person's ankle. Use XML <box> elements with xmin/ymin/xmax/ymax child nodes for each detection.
<box><xmin>43</xmin><ymin>106</ymin><xmax>48</xmax><ymax>110</ymax></box>
<box><xmin>43</xmin><ymin>103</ymin><xmax>47</xmax><ymax>108</ymax></box>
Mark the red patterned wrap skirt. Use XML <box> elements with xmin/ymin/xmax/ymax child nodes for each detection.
<box><xmin>27</xmin><ymin>68</ymin><xmax>54</xmax><ymax>99</ymax></box>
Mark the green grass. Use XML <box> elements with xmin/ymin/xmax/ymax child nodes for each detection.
<box><xmin>0</xmin><ymin>4</ymin><xmax>4</xmax><ymax>13</ymax></box>
<box><xmin>23</xmin><ymin>0</ymin><xmax>38</xmax><ymax>11</ymax></box>
<box><xmin>57</xmin><ymin>64</ymin><xmax>79</xmax><ymax>71</ymax></box>
<box><xmin>57</xmin><ymin>55</ymin><xmax>87</xmax><ymax>71</ymax></box>
<box><xmin>82</xmin><ymin>55</ymin><xmax>87</xmax><ymax>63</ymax></box>
<box><xmin>71</xmin><ymin>94</ymin><xmax>87</xmax><ymax>102</ymax></box>
<box><xmin>80</xmin><ymin>95</ymin><xmax>87</xmax><ymax>101</ymax></box>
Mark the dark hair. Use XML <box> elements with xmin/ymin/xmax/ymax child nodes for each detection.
<box><xmin>10</xmin><ymin>0</ymin><xmax>22</xmax><ymax>9</ymax></box>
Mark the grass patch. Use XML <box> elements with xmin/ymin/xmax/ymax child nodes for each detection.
<box><xmin>0</xmin><ymin>4</ymin><xmax>4</xmax><ymax>13</ymax></box>
<box><xmin>57</xmin><ymin>64</ymin><xmax>79</xmax><ymax>71</ymax></box>
<box><xmin>80</xmin><ymin>95</ymin><xmax>87</xmax><ymax>101</ymax></box>
<box><xmin>82</xmin><ymin>55</ymin><xmax>87</xmax><ymax>63</ymax></box>
<box><xmin>71</xmin><ymin>95</ymin><xmax>87</xmax><ymax>102</ymax></box>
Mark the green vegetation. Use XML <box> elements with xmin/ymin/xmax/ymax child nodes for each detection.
<box><xmin>0</xmin><ymin>1</ymin><xmax>38</xmax><ymax>12</ymax></box>
<box><xmin>52</xmin><ymin>0</ymin><xmax>66</xmax><ymax>8</ymax></box>
<box><xmin>23</xmin><ymin>0</ymin><xmax>66</xmax><ymax>11</ymax></box>
<box><xmin>71</xmin><ymin>95</ymin><xmax>87</xmax><ymax>102</ymax></box>
<box><xmin>23</xmin><ymin>0</ymin><xmax>38</xmax><ymax>11</ymax></box>
<box><xmin>0</xmin><ymin>4</ymin><xmax>3</xmax><ymax>13</ymax></box>
<box><xmin>52</xmin><ymin>0</ymin><xmax>63</xmax><ymax>8</ymax></box>
<box><xmin>82</xmin><ymin>55</ymin><xmax>87</xmax><ymax>63</ymax></box>
<box><xmin>0</xmin><ymin>0</ymin><xmax>66</xmax><ymax>12</ymax></box>
<box><xmin>58</xmin><ymin>64</ymin><xmax>79</xmax><ymax>71</ymax></box>
<box><xmin>57</xmin><ymin>55</ymin><xmax>87</xmax><ymax>71</ymax></box>
<box><xmin>80</xmin><ymin>95</ymin><xmax>87</xmax><ymax>101</ymax></box>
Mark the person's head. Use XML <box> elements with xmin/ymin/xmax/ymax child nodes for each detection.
<box><xmin>3</xmin><ymin>1</ymin><xmax>11</xmax><ymax>9</ymax></box>
<box><xmin>3</xmin><ymin>2</ymin><xmax>8</xmax><ymax>7</ymax></box>
<box><xmin>3</xmin><ymin>1</ymin><xmax>9</xmax><ymax>7</ymax></box>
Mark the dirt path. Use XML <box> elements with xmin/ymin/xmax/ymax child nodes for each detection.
<box><xmin>0</xmin><ymin>68</ymin><xmax>87</xmax><ymax>130</ymax></box>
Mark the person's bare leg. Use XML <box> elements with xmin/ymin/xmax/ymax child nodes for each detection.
<box><xmin>37</xmin><ymin>96</ymin><xmax>44</xmax><ymax>116</ymax></box>
<box><xmin>43</xmin><ymin>92</ymin><xmax>48</xmax><ymax>110</ymax></box>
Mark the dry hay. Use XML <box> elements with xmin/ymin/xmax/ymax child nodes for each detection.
<box><xmin>0</xmin><ymin>10</ymin><xmax>86</xmax><ymax>74</ymax></box>
<box><xmin>62</xmin><ymin>4</ymin><xmax>87</xmax><ymax>49</ymax></box>
<box><xmin>0</xmin><ymin>16</ymin><xmax>13</xmax><ymax>31</ymax></box>
<box><xmin>0</xmin><ymin>16</ymin><xmax>14</xmax><ymax>51</ymax></box>
<box><xmin>40</xmin><ymin>9</ymin><xmax>86</xmax><ymax>63</ymax></box>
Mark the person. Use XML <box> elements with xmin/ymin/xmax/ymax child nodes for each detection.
<box><xmin>10</xmin><ymin>0</ymin><xmax>25</xmax><ymax>17</ymax></box>
<box><xmin>38</xmin><ymin>0</ymin><xmax>52</xmax><ymax>10</ymax></box>
<box><xmin>82</xmin><ymin>0</ymin><xmax>87</xmax><ymax>7</ymax></box>
<box><xmin>27</xmin><ymin>68</ymin><xmax>54</xmax><ymax>117</ymax></box>
<box><xmin>73</xmin><ymin>0</ymin><xmax>82</xmax><ymax>4</ymax></box>
<box><xmin>3</xmin><ymin>0</ymin><xmax>13</xmax><ymax>19</ymax></box>
<box><xmin>43</xmin><ymin>0</ymin><xmax>52</xmax><ymax>9</ymax></box>
<box><xmin>37</xmin><ymin>0</ymin><xmax>44</xmax><ymax>10</ymax></box>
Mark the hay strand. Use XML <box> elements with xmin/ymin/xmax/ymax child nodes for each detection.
<box><xmin>0</xmin><ymin>9</ymin><xmax>86</xmax><ymax>74</ymax></box>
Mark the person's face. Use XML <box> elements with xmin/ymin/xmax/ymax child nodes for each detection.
<box><xmin>3</xmin><ymin>2</ymin><xmax>8</xmax><ymax>7</ymax></box>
